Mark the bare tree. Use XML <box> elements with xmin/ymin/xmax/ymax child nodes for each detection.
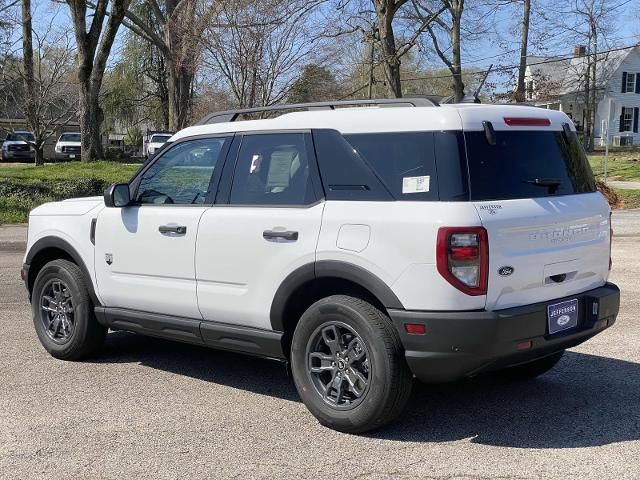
<box><xmin>12</xmin><ymin>4</ymin><xmax>76</xmax><ymax>165</ymax></box>
<box><xmin>121</xmin><ymin>0</ymin><xmax>219</xmax><ymax>130</ymax></box>
<box><xmin>329</xmin><ymin>0</ymin><xmax>445</xmax><ymax>98</ymax></box>
<box><xmin>515</xmin><ymin>0</ymin><xmax>531</xmax><ymax>102</ymax></box>
<box><xmin>67</xmin><ymin>0</ymin><xmax>131</xmax><ymax>161</ymax></box>
<box><xmin>202</xmin><ymin>0</ymin><xmax>325</xmax><ymax>108</ymax></box>
<box><xmin>549</xmin><ymin>0</ymin><xmax>630</xmax><ymax>150</ymax></box>
<box><xmin>413</xmin><ymin>0</ymin><xmax>466</xmax><ymax>102</ymax></box>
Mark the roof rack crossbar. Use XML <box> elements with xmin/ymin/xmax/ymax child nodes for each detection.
<box><xmin>196</xmin><ymin>97</ymin><xmax>440</xmax><ymax>125</ymax></box>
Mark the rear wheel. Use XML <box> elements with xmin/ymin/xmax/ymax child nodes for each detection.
<box><xmin>499</xmin><ymin>350</ymin><xmax>565</xmax><ymax>381</ymax></box>
<box><xmin>291</xmin><ymin>295</ymin><xmax>412</xmax><ymax>433</ymax></box>
<box><xmin>32</xmin><ymin>259</ymin><xmax>106</xmax><ymax>360</ymax></box>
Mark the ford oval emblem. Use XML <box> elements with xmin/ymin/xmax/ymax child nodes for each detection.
<box><xmin>498</xmin><ymin>266</ymin><xmax>514</xmax><ymax>276</ymax></box>
<box><xmin>557</xmin><ymin>314</ymin><xmax>571</xmax><ymax>326</ymax></box>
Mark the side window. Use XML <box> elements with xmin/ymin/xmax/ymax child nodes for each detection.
<box><xmin>345</xmin><ymin>132</ymin><xmax>439</xmax><ymax>201</ymax></box>
<box><xmin>135</xmin><ymin>137</ymin><xmax>227</xmax><ymax>205</ymax></box>
<box><xmin>229</xmin><ymin>133</ymin><xmax>314</xmax><ymax>205</ymax></box>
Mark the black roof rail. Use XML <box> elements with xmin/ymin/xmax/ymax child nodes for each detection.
<box><xmin>195</xmin><ymin>97</ymin><xmax>440</xmax><ymax>125</ymax></box>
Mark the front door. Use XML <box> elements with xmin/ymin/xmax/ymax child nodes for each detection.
<box><xmin>196</xmin><ymin>132</ymin><xmax>324</xmax><ymax>330</ymax></box>
<box><xmin>94</xmin><ymin>136</ymin><xmax>230</xmax><ymax>318</ymax></box>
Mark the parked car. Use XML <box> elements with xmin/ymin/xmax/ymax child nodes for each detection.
<box><xmin>22</xmin><ymin>99</ymin><xmax>620</xmax><ymax>433</ymax></box>
<box><xmin>54</xmin><ymin>132</ymin><xmax>81</xmax><ymax>161</ymax></box>
<box><xmin>143</xmin><ymin>132</ymin><xmax>172</xmax><ymax>158</ymax></box>
<box><xmin>1</xmin><ymin>130</ymin><xmax>35</xmax><ymax>162</ymax></box>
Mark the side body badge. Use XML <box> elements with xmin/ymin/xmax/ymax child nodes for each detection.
<box><xmin>105</xmin><ymin>253</ymin><xmax>113</xmax><ymax>266</ymax></box>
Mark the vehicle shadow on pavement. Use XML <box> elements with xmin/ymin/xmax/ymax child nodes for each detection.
<box><xmin>375</xmin><ymin>351</ymin><xmax>640</xmax><ymax>448</ymax></box>
<box><xmin>96</xmin><ymin>332</ymin><xmax>640</xmax><ymax>448</ymax></box>
<box><xmin>96</xmin><ymin>331</ymin><xmax>300</xmax><ymax>401</ymax></box>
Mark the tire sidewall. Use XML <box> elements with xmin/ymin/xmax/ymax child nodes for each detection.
<box><xmin>291</xmin><ymin>298</ymin><xmax>398</xmax><ymax>431</ymax></box>
<box><xmin>32</xmin><ymin>262</ymin><xmax>92</xmax><ymax>358</ymax></box>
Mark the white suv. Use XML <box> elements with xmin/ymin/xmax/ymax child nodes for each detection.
<box><xmin>22</xmin><ymin>99</ymin><xmax>620</xmax><ymax>433</ymax></box>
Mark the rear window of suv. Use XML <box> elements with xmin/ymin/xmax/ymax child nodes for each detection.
<box><xmin>464</xmin><ymin>130</ymin><xmax>596</xmax><ymax>200</ymax></box>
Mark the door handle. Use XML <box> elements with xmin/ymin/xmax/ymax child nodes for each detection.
<box><xmin>263</xmin><ymin>230</ymin><xmax>298</xmax><ymax>241</ymax></box>
<box><xmin>159</xmin><ymin>225</ymin><xmax>187</xmax><ymax>235</ymax></box>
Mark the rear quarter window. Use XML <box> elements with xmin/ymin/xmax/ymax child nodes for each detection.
<box><xmin>344</xmin><ymin>131</ymin><xmax>468</xmax><ymax>201</ymax></box>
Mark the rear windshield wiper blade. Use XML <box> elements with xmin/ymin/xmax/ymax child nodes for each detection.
<box><xmin>526</xmin><ymin>178</ymin><xmax>561</xmax><ymax>193</ymax></box>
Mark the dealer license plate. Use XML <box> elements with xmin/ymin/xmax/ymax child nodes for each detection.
<box><xmin>547</xmin><ymin>298</ymin><xmax>578</xmax><ymax>334</ymax></box>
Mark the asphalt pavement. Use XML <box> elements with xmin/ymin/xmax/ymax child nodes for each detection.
<box><xmin>1</xmin><ymin>214</ymin><xmax>639</xmax><ymax>479</ymax></box>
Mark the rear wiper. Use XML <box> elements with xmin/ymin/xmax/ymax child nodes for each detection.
<box><xmin>526</xmin><ymin>178</ymin><xmax>561</xmax><ymax>193</ymax></box>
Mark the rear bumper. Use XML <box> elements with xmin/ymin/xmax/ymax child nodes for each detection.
<box><xmin>55</xmin><ymin>152</ymin><xmax>80</xmax><ymax>161</ymax></box>
<box><xmin>389</xmin><ymin>283</ymin><xmax>620</xmax><ymax>383</ymax></box>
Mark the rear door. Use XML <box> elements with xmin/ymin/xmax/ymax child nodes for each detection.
<box><xmin>196</xmin><ymin>132</ymin><xmax>324</xmax><ymax>330</ymax></box>
<box><xmin>464</xmin><ymin>127</ymin><xmax>611</xmax><ymax>311</ymax></box>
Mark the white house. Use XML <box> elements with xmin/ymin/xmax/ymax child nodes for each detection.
<box><xmin>523</xmin><ymin>45</ymin><xmax>640</xmax><ymax>146</ymax></box>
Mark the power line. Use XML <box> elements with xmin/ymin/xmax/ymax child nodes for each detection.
<box><xmin>400</xmin><ymin>43</ymin><xmax>639</xmax><ymax>82</ymax></box>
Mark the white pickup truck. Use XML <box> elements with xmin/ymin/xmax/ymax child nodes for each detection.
<box><xmin>143</xmin><ymin>132</ymin><xmax>173</xmax><ymax>159</ymax></box>
<box><xmin>22</xmin><ymin>99</ymin><xmax>620</xmax><ymax>433</ymax></box>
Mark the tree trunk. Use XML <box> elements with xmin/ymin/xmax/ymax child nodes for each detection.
<box><xmin>68</xmin><ymin>0</ymin><xmax>129</xmax><ymax>161</ymax></box>
<box><xmin>21</xmin><ymin>0</ymin><xmax>41</xmax><ymax>165</ymax></box>
<box><xmin>78</xmin><ymin>76</ymin><xmax>104</xmax><ymax>161</ymax></box>
<box><xmin>451</xmin><ymin>1</ymin><xmax>465</xmax><ymax>102</ymax></box>
<box><xmin>515</xmin><ymin>0</ymin><xmax>531</xmax><ymax>103</ymax></box>
<box><xmin>167</xmin><ymin>61</ymin><xmax>192</xmax><ymax>131</ymax></box>
<box><xmin>378</xmin><ymin>13</ymin><xmax>402</xmax><ymax>98</ymax></box>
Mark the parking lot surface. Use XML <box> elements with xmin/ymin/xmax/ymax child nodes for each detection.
<box><xmin>1</xmin><ymin>214</ymin><xmax>639</xmax><ymax>479</ymax></box>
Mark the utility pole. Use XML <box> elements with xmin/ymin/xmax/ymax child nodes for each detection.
<box><xmin>367</xmin><ymin>27</ymin><xmax>377</xmax><ymax>100</ymax></box>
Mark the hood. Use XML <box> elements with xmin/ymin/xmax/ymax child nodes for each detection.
<box><xmin>3</xmin><ymin>140</ymin><xmax>31</xmax><ymax>147</ymax></box>
<box><xmin>30</xmin><ymin>196</ymin><xmax>104</xmax><ymax>216</ymax></box>
<box><xmin>56</xmin><ymin>140</ymin><xmax>81</xmax><ymax>147</ymax></box>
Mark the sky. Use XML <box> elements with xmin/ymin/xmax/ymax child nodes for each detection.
<box><xmin>8</xmin><ymin>0</ymin><xmax>640</xmax><ymax>96</ymax></box>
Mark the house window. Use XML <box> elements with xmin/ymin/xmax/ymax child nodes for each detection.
<box><xmin>621</xmin><ymin>107</ymin><xmax>633</xmax><ymax>132</ymax></box>
<box><xmin>526</xmin><ymin>81</ymin><xmax>534</xmax><ymax>100</ymax></box>
<box><xmin>626</xmin><ymin>73</ymin><xmax>636</xmax><ymax>93</ymax></box>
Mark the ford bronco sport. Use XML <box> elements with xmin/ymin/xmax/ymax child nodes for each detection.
<box><xmin>22</xmin><ymin>98</ymin><xmax>620</xmax><ymax>433</ymax></box>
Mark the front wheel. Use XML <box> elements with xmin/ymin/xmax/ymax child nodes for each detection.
<box><xmin>291</xmin><ymin>295</ymin><xmax>412</xmax><ymax>433</ymax></box>
<box><xmin>31</xmin><ymin>259</ymin><xmax>107</xmax><ymax>360</ymax></box>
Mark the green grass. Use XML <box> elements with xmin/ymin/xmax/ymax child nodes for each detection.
<box><xmin>0</xmin><ymin>197</ymin><xmax>45</xmax><ymax>223</ymax></box>
<box><xmin>0</xmin><ymin>161</ymin><xmax>139</xmax><ymax>224</ymax></box>
<box><xmin>588</xmin><ymin>149</ymin><xmax>640</xmax><ymax>181</ymax></box>
<box><xmin>614</xmin><ymin>189</ymin><xmax>640</xmax><ymax>209</ymax></box>
<box><xmin>0</xmin><ymin>161</ymin><xmax>138</xmax><ymax>184</ymax></box>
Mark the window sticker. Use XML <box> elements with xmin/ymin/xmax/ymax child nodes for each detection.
<box><xmin>402</xmin><ymin>175</ymin><xmax>430</xmax><ymax>194</ymax></box>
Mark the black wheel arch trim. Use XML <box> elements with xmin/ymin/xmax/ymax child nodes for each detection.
<box><xmin>269</xmin><ymin>260</ymin><xmax>404</xmax><ymax>332</ymax></box>
<box><xmin>25</xmin><ymin>236</ymin><xmax>101</xmax><ymax>306</ymax></box>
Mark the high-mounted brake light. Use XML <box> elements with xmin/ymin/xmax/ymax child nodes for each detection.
<box><xmin>436</xmin><ymin>227</ymin><xmax>488</xmax><ymax>296</ymax></box>
<box><xmin>503</xmin><ymin>117</ymin><xmax>551</xmax><ymax>127</ymax></box>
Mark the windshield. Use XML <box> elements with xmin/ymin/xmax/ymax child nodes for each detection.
<box><xmin>59</xmin><ymin>133</ymin><xmax>81</xmax><ymax>142</ymax></box>
<box><xmin>150</xmin><ymin>135</ymin><xmax>171</xmax><ymax>143</ymax></box>
<box><xmin>464</xmin><ymin>130</ymin><xmax>596</xmax><ymax>200</ymax></box>
<box><xmin>6</xmin><ymin>132</ymin><xmax>35</xmax><ymax>142</ymax></box>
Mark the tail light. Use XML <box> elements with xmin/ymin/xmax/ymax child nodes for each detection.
<box><xmin>437</xmin><ymin>227</ymin><xmax>488</xmax><ymax>296</ymax></box>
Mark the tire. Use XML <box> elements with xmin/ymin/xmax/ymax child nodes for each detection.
<box><xmin>498</xmin><ymin>350</ymin><xmax>565</xmax><ymax>381</ymax></box>
<box><xmin>31</xmin><ymin>259</ymin><xmax>107</xmax><ymax>360</ymax></box>
<box><xmin>291</xmin><ymin>295</ymin><xmax>412</xmax><ymax>433</ymax></box>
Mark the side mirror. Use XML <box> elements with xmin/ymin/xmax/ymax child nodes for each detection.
<box><xmin>104</xmin><ymin>183</ymin><xmax>131</xmax><ymax>208</ymax></box>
